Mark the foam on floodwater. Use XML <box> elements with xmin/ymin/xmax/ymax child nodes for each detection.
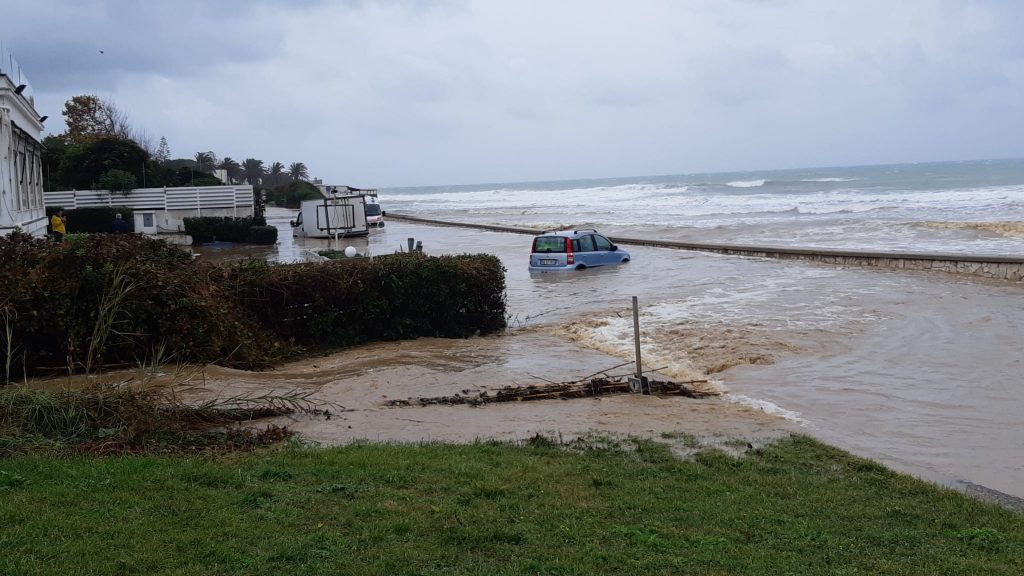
<box><xmin>916</xmin><ymin>220</ymin><xmax>1024</xmax><ymax>239</ymax></box>
<box><xmin>540</xmin><ymin>311</ymin><xmax>813</xmax><ymax>422</ymax></box>
<box><xmin>541</xmin><ymin>315</ymin><xmax>711</xmax><ymax>384</ymax></box>
<box><xmin>537</xmin><ymin>274</ymin><xmax>887</xmax><ymax>403</ymax></box>
<box><xmin>725</xmin><ymin>394</ymin><xmax>807</xmax><ymax>424</ymax></box>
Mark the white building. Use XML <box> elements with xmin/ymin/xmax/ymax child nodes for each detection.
<box><xmin>0</xmin><ymin>49</ymin><xmax>46</xmax><ymax>236</ymax></box>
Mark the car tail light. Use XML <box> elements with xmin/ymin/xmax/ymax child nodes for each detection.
<box><xmin>565</xmin><ymin>237</ymin><xmax>574</xmax><ymax>264</ymax></box>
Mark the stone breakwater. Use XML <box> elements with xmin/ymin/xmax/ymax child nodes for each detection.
<box><xmin>388</xmin><ymin>213</ymin><xmax>1024</xmax><ymax>282</ymax></box>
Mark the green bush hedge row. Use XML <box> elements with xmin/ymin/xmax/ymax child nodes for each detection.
<box><xmin>247</xmin><ymin>225</ymin><xmax>278</xmax><ymax>245</ymax></box>
<box><xmin>182</xmin><ymin>216</ymin><xmax>271</xmax><ymax>245</ymax></box>
<box><xmin>0</xmin><ymin>234</ymin><xmax>506</xmax><ymax>381</ymax></box>
<box><xmin>228</xmin><ymin>252</ymin><xmax>507</xmax><ymax>348</ymax></box>
<box><xmin>45</xmin><ymin>206</ymin><xmax>135</xmax><ymax>234</ymax></box>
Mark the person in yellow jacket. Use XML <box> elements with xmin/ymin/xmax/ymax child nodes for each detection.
<box><xmin>50</xmin><ymin>209</ymin><xmax>67</xmax><ymax>242</ymax></box>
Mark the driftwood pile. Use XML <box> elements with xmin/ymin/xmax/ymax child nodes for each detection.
<box><xmin>386</xmin><ymin>375</ymin><xmax>714</xmax><ymax>408</ymax></box>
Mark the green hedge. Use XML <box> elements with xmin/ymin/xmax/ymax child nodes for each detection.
<box><xmin>0</xmin><ymin>233</ymin><xmax>270</xmax><ymax>380</ymax></box>
<box><xmin>265</xmin><ymin>181</ymin><xmax>323</xmax><ymax>208</ymax></box>
<box><xmin>46</xmin><ymin>206</ymin><xmax>135</xmax><ymax>233</ymax></box>
<box><xmin>228</xmin><ymin>252</ymin><xmax>507</xmax><ymax>348</ymax></box>
<box><xmin>183</xmin><ymin>216</ymin><xmax>269</xmax><ymax>244</ymax></box>
<box><xmin>0</xmin><ymin>234</ymin><xmax>506</xmax><ymax>381</ymax></box>
<box><xmin>248</xmin><ymin>225</ymin><xmax>278</xmax><ymax>245</ymax></box>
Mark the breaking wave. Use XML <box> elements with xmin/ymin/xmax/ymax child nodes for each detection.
<box><xmin>726</xmin><ymin>179</ymin><xmax>767</xmax><ymax>188</ymax></box>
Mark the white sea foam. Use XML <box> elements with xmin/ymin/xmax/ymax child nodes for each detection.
<box><xmin>726</xmin><ymin>179</ymin><xmax>767</xmax><ymax>188</ymax></box>
<box><xmin>390</xmin><ymin>181</ymin><xmax>1024</xmax><ymax>221</ymax></box>
<box><xmin>383</xmin><ymin>173</ymin><xmax>1024</xmax><ymax>253</ymax></box>
<box><xmin>725</xmin><ymin>394</ymin><xmax>807</xmax><ymax>424</ymax></box>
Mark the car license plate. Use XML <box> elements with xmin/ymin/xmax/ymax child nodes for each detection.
<box><xmin>540</xmin><ymin>259</ymin><xmax>557</xmax><ymax>265</ymax></box>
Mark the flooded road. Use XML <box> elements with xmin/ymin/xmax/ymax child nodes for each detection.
<box><xmin>193</xmin><ymin>211</ymin><xmax>1023</xmax><ymax>500</ymax></box>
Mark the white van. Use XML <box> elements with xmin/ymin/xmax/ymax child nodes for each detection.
<box><xmin>365</xmin><ymin>196</ymin><xmax>385</xmax><ymax>228</ymax></box>
<box><xmin>290</xmin><ymin>195</ymin><xmax>369</xmax><ymax>238</ymax></box>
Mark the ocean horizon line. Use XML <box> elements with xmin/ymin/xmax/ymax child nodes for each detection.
<box><xmin>379</xmin><ymin>156</ymin><xmax>1024</xmax><ymax>192</ymax></box>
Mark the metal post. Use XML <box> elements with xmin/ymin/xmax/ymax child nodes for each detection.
<box><xmin>628</xmin><ymin>296</ymin><xmax>649</xmax><ymax>394</ymax></box>
<box><xmin>632</xmin><ymin>296</ymin><xmax>642</xmax><ymax>380</ymax></box>
<box><xmin>407</xmin><ymin>237</ymin><xmax>415</xmax><ymax>252</ymax></box>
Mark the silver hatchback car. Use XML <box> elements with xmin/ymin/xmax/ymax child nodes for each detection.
<box><xmin>528</xmin><ymin>229</ymin><xmax>631</xmax><ymax>271</ymax></box>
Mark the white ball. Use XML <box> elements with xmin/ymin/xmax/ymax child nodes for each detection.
<box><xmin>344</xmin><ymin>246</ymin><xmax>357</xmax><ymax>258</ymax></box>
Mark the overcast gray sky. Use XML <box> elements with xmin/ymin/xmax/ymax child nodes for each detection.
<box><xmin>3</xmin><ymin>0</ymin><xmax>1022</xmax><ymax>186</ymax></box>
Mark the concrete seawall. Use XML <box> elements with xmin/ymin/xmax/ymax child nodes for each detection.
<box><xmin>388</xmin><ymin>213</ymin><xmax>1024</xmax><ymax>283</ymax></box>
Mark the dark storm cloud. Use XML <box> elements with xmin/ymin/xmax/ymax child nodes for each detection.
<box><xmin>2</xmin><ymin>0</ymin><xmax>1022</xmax><ymax>186</ymax></box>
<box><xmin>0</xmin><ymin>0</ymin><xmax>306</xmax><ymax>90</ymax></box>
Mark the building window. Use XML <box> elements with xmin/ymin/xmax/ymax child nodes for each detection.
<box><xmin>142</xmin><ymin>213</ymin><xmax>154</xmax><ymax>228</ymax></box>
<box><xmin>10</xmin><ymin>122</ymin><xmax>42</xmax><ymax>213</ymax></box>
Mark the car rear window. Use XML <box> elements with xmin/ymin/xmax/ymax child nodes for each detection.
<box><xmin>532</xmin><ymin>236</ymin><xmax>566</xmax><ymax>253</ymax></box>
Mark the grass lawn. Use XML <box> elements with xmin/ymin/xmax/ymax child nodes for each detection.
<box><xmin>1</xmin><ymin>435</ymin><xmax>1021</xmax><ymax>575</ymax></box>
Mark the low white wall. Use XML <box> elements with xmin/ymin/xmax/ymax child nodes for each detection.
<box><xmin>45</xmin><ymin>185</ymin><xmax>254</xmax><ymax>212</ymax></box>
<box><xmin>45</xmin><ymin>185</ymin><xmax>255</xmax><ymax>235</ymax></box>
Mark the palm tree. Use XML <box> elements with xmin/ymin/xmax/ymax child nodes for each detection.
<box><xmin>241</xmin><ymin>158</ymin><xmax>265</xmax><ymax>186</ymax></box>
<box><xmin>218</xmin><ymin>157</ymin><xmax>242</xmax><ymax>184</ymax></box>
<box><xmin>268</xmin><ymin>162</ymin><xmax>286</xmax><ymax>187</ymax></box>
<box><xmin>194</xmin><ymin>151</ymin><xmax>216</xmax><ymax>173</ymax></box>
<box><xmin>288</xmin><ymin>162</ymin><xmax>309</xmax><ymax>182</ymax></box>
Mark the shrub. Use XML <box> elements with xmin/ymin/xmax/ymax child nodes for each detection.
<box><xmin>171</xmin><ymin>166</ymin><xmax>222</xmax><ymax>187</ymax></box>
<box><xmin>227</xmin><ymin>252</ymin><xmax>507</xmax><ymax>349</ymax></box>
<box><xmin>98</xmin><ymin>169</ymin><xmax>137</xmax><ymax>195</ymax></box>
<box><xmin>248</xmin><ymin>225</ymin><xmax>278</xmax><ymax>245</ymax></box>
<box><xmin>183</xmin><ymin>216</ymin><xmax>261</xmax><ymax>244</ymax></box>
<box><xmin>46</xmin><ymin>206</ymin><xmax>135</xmax><ymax>234</ymax></box>
<box><xmin>265</xmin><ymin>181</ymin><xmax>322</xmax><ymax>208</ymax></box>
<box><xmin>0</xmin><ymin>234</ymin><xmax>507</xmax><ymax>381</ymax></box>
<box><xmin>0</xmin><ymin>233</ymin><xmax>278</xmax><ymax>381</ymax></box>
<box><xmin>0</xmin><ymin>382</ymin><xmax>306</xmax><ymax>455</ymax></box>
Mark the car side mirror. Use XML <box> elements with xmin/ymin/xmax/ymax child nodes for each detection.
<box><xmin>381</xmin><ymin>210</ymin><xmax>387</xmax><ymax>217</ymax></box>
<box><xmin>289</xmin><ymin>220</ymin><xmax>296</xmax><ymax>227</ymax></box>
<box><xmin>611</xmin><ymin>245</ymin><xmax>618</xmax><ymax>251</ymax></box>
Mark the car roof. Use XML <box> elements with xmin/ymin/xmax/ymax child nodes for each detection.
<box><xmin>535</xmin><ymin>228</ymin><xmax>600</xmax><ymax>238</ymax></box>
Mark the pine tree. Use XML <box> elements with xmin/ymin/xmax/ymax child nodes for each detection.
<box><xmin>154</xmin><ymin>136</ymin><xmax>171</xmax><ymax>165</ymax></box>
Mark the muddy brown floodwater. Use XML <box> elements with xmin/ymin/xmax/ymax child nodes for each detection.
<box><xmin>199</xmin><ymin>335</ymin><xmax>789</xmax><ymax>445</ymax></box>
<box><xmin>89</xmin><ymin>211</ymin><xmax>1024</xmax><ymax>503</ymax></box>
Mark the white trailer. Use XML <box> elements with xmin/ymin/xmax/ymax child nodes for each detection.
<box><xmin>290</xmin><ymin>194</ymin><xmax>369</xmax><ymax>238</ymax></box>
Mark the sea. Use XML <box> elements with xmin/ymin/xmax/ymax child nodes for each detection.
<box><xmin>381</xmin><ymin>158</ymin><xmax>1024</xmax><ymax>255</ymax></box>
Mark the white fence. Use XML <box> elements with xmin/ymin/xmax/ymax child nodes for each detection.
<box><xmin>44</xmin><ymin>185</ymin><xmax>254</xmax><ymax>212</ymax></box>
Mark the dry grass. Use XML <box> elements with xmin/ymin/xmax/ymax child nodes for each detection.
<box><xmin>0</xmin><ymin>363</ymin><xmax>331</xmax><ymax>456</ymax></box>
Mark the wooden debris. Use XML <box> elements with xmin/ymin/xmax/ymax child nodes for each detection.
<box><xmin>386</xmin><ymin>375</ymin><xmax>714</xmax><ymax>408</ymax></box>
